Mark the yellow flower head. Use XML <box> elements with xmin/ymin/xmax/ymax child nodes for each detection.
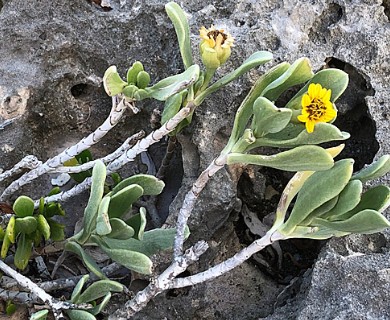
<box><xmin>297</xmin><ymin>83</ymin><xmax>337</xmax><ymax>133</ymax></box>
<box><xmin>199</xmin><ymin>25</ymin><xmax>234</xmax><ymax>70</ymax></box>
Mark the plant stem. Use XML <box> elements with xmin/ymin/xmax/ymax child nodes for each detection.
<box><xmin>1</xmin><ymin>97</ymin><xmax>128</xmax><ymax>201</ymax></box>
<box><xmin>35</xmin><ymin>101</ymin><xmax>197</xmax><ymax>206</ymax></box>
<box><xmin>169</xmin><ymin>231</ymin><xmax>285</xmax><ymax>288</ymax></box>
<box><xmin>173</xmin><ymin>152</ymin><xmax>227</xmax><ymax>258</ymax></box>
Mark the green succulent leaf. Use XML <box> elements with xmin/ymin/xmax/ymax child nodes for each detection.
<box><xmin>286</xmin><ymin>226</ymin><xmax>349</xmax><ymax>240</ymax></box>
<box><xmin>79</xmin><ymin>161</ymin><xmax>106</xmax><ymax>243</ymax></box>
<box><xmin>227</xmin><ymin>145</ymin><xmax>334</xmax><ymax>172</ymax></box>
<box><xmin>77</xmin><ymin>280</ymin><xmax>123</xmax><ymax>304</ymax></box>
<box><xmin>127</xmin><ymin>61</ymin><xmax>144</xmax><ymax>85</ymax></box>
<box><xmin>122</xmin><ymin>84</ymin><xmax>138</xmax><ymax>98</ymax></box>
<box><xmin>261</xmin><ymin>57</ymin><xmax>313</xmax><ymax>102</ymax></box>
<box><xmin>110</xmin><ymin>174</ymin><xmax>164</xmax><ymax>197</ymax></box>
<box><xmin>165</xmin><ymin>2</ymin><xmax>193</xmax><ymax>69</ymax></box>
<box><xmin>352</xmin><ymin>155</ymin><xmax>390</xmax><ymax>183</ymax></box>
<box><xmin>13</xmin><ymin>195</ymin><xmax>35</xmax><ymax>218</ymax></box>
<box><xmin>136</xmin><ymin>71</ymin><xmax>151</xmax><ymax>89</ymax></box>
<box><xmin>223</xmin><ymin>62</ymin><xmax>290</xmax><ymax>152</ymax></box>
<box><xmin>14</xmin><ymin>233</ymin><xmax>33</xmax><ymax>270</ymax></box>
<box><xmin>66</xmin><ymin>310</ymin><xmax>96</xmax><ymax>320</ymax></box>
<box><xmin>321</xmin><ymin>180</ymin><xmax>363</xmax><ymax>220</ymax></box>
<box><xmin>1</xmin><ymin>233</ymin><xmax>11</xmax><ymax>258</ymax></box>
<box><xmin>46</xmin><ymin>218</ymin><xmax>65</xmax><ymax>241</ymax></box>
<box><xmin>279</xmin><ymin>159</ymin><xmax>354</xmax><ymax>235</ymax></box>
<box><xmin>103</xmin><ymin>66</ymin><xmax>128</xmax><ymax>97</ymax></box>
<box><xmin>195</xmin><ymin>51</ymin><xmax>273</xmax><ymax>106</ymax></box>
<box><xmin>44</xmin><ymin>202</ymin><xmax>65</xmax><ymax>218</ymax></box>
<box><xmin>313</xmin><ymin>209</ymin><xmax>390</xmax><ymax>234</ymax></box>
<box><xmin>71</xmin><ymin>275</ymin><xmax>90</xmax><ymax>303</ymax></box>
<box><xmin>96</xmin><ymin>197</ymin><xmax>112</xmax><ymax>236</ymax></box>
<box><xmin>30</xmin><ymin>310</ymin><xmax>49</xmax><ymax>320</ymax></box>
<box><xmin>0</xmin><ymin>227</ymin><xmax>4</xmax><ymax>241</ymax></box>
<box><xmin>299</xmin><ymin>196</ymin><xmax>339</xmax><ymax>225</ymax></box>
<box><xmin>161</xmin><ymin>91</ymin><xmax>186</xmax><ymax>125</ymax></box>
<box><xmin>286</xmin><ymin>68</ymin><xmax>349</xmax><ymax>110</ymax></box>
<box><xmin>106</xmin><ymin>218</ymin><xmax>135</xmax><ymax>240</ymax></box>
<box><xmin>65</xmin><ymin>241</ymin><xmax>105</xmax><ymax>279</ymax></box>
<box><xmin>330</xmin><ymin>185</ymin><xmax>390</xmax><ymax>221</ymax></box>
<box><xmin>147</xmin><ymin>64</ymin><xmax>199</xmax><ymax>101</ymax></box>
<box><xmin>251</xmin><ymin>97</ymin><xmax>292</xmax><ymax>137</ymax></box>
<box><xmin>5</xmin><ymin>216</ymin><xmax>16</xmax><ymax>244</ymax></box>
<box><xmin>126</xmin><ymin>208</ymin><xmax>147</xmax><ymax>240</ymax></box>
<box><xmin>14</xmin><ymin>216</ymin><xmax>37</xmax><ymax>235</ymax></box>
<box><xmin>108</xmin><ymin>184</ymin><xmax>144</xmax><ymax>219</ymax></box>
<box><xmin>251</xmin><ymin>122</ymin><xmax>350</xmax><ymax>149</ymax></box>
<box><xmin>87</xmin><ymin>292</ymin><xmax>111</xmax><ymax>316</ymax></box>
<box><xmin>101</xmin><ymin>226</ymin><xmax>190</xmax><ymax>257</ymax></box>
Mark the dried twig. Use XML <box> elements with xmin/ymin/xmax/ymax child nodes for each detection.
<box><xmin>0</xmin><ymin>260</ymin><xmax>91</xmax><ymax>319</ymax></box>
<box><xmin>110</xmin><ymin>241</ymin><xmax>208</xmax><ymax>319</ymax></box>
<box><xmin>156</xmin><ymin>135</ymin><xmax>177</xmax><ymax>180</ymax></box>
<box><xmin>39</xmin><ymin>262</ymin><xmax>123</xmax><ymax>292</ymax></box>
<box><xmin>1</xmin><ymin>97</ymin><xmax>128</xmax><ymax>200</ymax></box>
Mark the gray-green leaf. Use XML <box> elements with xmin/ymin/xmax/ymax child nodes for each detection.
<box><xmin>261</xmin><ymin>57</ymin><xmax>313</xmax><ymax>102</ymax></box>
<box><xmin>223</xmin><ymin>62</ymin><xmax>290</xmax><ymax>152</ymax></box>
<box><xmin>165</xmin><ymin>2</ymin><xmax>193</xmax><ymax>69</ymax></box>
<box><xmin>65</xmin><ymin>241</ymin><xmax>105</xmax><ymax>279</ymax></box>
<box><xmin>110</xmin><ymin>174</ymin><xmax>165</xmax><ymax>196</ymax></box>
<box><xmin>352</xmin><ymin>155</ymin><xmax>390</xmax><ymax>183</ymax></box>
<box><xmin>77</xmin><ymin>280</ymin><xmax>123</xmax><ymax>304</ymax></box>
<box><xmin>251</xmin><ymin>97</ymin><xmax>292</xmax><ymax>137</ymax></box>
<box><xmin>227</xmin><ymin>145</ymin><xmax>334</xmax><ymax>172</ymax></box>
<box><xmin>195</xmin><ymin>51</ymin><xmax>273</xmax><ymax>106</ymax></box>
<box><xmin>147</xmin><ymin>64</ymin><xmax>199</xmax><ymax>101</ymax></box>
<box><xmin>279</xmin><ymin>159</ymin><xmax>354</xmax><ymax>235</ymax></box>
<box><xmin>313</xmin><ymin>209</ymin><xmax>390</xmax><ymax>234</ymax></box>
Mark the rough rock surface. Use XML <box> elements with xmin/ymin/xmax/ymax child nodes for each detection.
<box><xmin>0</xmin><ymin>0</ymin><xmax>389</xmax><ymax>319</ymax></box>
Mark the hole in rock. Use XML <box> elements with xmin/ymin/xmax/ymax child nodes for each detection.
<box><xmin>236</xmin><ymin>167</ymin><xmax>322</xmax><ymax>282</ymax></box>
<box><xmin>382</xmin><ymin>0</ymin><xmax>390</xmax><ymax>20</ymax></box>
<box><xmin>0</xmin><ymin>1</ymin><xmax>3</xmax><ymax>12</ymax></box>
<box><xmin>324</xmin><ymin>57</ymin><xmax>379</xmax><ymax>171</ymax></box>
<box><xmin>70</xmin><ymin>83</ymin><xmax>92</xmax><ymax>99</ymax></box>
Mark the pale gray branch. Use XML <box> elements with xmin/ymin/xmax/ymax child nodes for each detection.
<box><xmin>169</xmin><ymin>231</ymin><xmax>285</xmax><ymax>289</ymax></box>
<box><xmin>173</xmin><ymin>153</ymin><xmax>227</xmax><ymax>258</ymax></box>
<box><xmin>0</xmin><ymin>155</ymin><xmax>42</xmax><ymax>183</ymax></box>
<box><xmin>37</xmin><ymin>101</ymin><xmax>197</xmax><ymax>205</ymax></box>
<box><xmin>1</xmin><ymin>98</ymin><xmax>128</xmax><ymax>200</ymax></box>
<box><xmin>47</xmin><ymin>131</ymin><xmax>145</xmax><ymax>174</ymax></box>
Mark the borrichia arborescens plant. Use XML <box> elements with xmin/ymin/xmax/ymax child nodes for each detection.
<box><xmin>0</xmin><ymin>1</ymin><xmax>389</xmax><ymax>320</ymax></box>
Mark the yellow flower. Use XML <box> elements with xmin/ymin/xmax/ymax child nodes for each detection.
<box><xmin>199</xmin><ymin>25</ymin><xmax>234</xmax><ymax>70</ymax></box>
<box><xmin>297</xmin><ymin>83</ymin><xmax>337</xmax><ymax>133</ymax></box>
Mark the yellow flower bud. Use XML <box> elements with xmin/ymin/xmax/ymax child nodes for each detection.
<box><xmin>199</xmin><ymin>25</ymin><xmax>234</xmax><ymax>70</ymax></box>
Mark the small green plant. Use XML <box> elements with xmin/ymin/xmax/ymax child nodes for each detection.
<box><xmin>66</xmin><ymin>161</ymin><xmax>189</xmax><ymax>276</ymax></box>
<box><xmin>0</xmin><ymin>190</ymin><xmax>65</xmax><ymax>270</ymax></box>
